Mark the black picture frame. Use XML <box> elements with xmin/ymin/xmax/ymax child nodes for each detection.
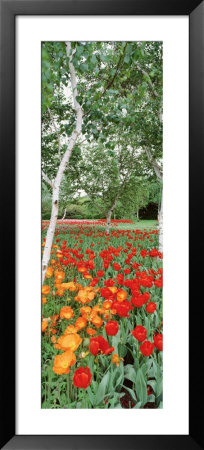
<box><xmin>0</xmin><ymin>0</ymin><xmax>203</xmax><ymax>449</ymax></box>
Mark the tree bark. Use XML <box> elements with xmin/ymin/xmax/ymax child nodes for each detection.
<box><xmin>145</xmin><ymin>147</ymin><xmax>162</xmax><ymax>181</ymax></box>
<box><xmin>42</xmin><ymin>171</ymin><xmax>53</xmax><ymax>189</ymax></box>
<box><xmin>136</xmin><ymin>208</ymin><xmax>139</xmax><ymax>221</ymax></box>
<box><xmin>62</xmin><ymin>208</ymin><xmax>67</xmax><ymax>220</ymax></box>
<box><xmin>42</xmin><ymin>42</ymin><xmax>83</xmax><ymax>284</ymax></box>
<box><xmin>106</xmin><ymin>209</ymin><xmax>112</xmax><ymax>234</ymax></box>
<box><xmin>144</xmin><ymin>147</ymin><xmax>163</xmax><ymax>253</ymax></box>
<box><xmin>106</xmin><ymin>194</ymin><xmax>120</xmax><ymax>234</ymax></box>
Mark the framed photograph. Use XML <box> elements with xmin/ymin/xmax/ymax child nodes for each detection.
<box><xmin>0</xmin><ymin>0</ymin><xmax>203</xmax><ymax>449</ymax></box>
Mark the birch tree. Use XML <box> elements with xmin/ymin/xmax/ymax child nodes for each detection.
<box><xmin>74</xmin><ymin>140</ymin><xmax>150</xmax><ymax>233</ymax></box>
<box><xmin>114</xmin><ymin>41</ymin><xmax>163</xmax><ymax>249</ymax></box>
<box><xmin>42</xmin><ymin>42</ymin><xmax>83</xmax><ymax>284</ymax></box>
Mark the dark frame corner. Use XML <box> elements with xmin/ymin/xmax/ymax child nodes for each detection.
<box><xmin>0</xmin><ymin>0</ymin><xmax>204</xmax><ymax>449</ymax></box>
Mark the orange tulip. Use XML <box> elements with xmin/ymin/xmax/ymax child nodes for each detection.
<box><xmin>116</xmin><ymin>289</ymin><xmax>127</xmax><ymax>303</ymax></box>
<box><xmin>56</xmin><ymin>253</ymin><xmax>63</xmax><ymax>260</ymax></box>
<box><xmin>75</xmin><ymin>287</ymin><xmax>96</xmax><ymax>305</ymax></box>
<box><xmin>61</xmin><ymin>282</ymin><xmax>77</xmax><ymax>291</ymax></box>
<box><xmin>102</xmin><ymin>300</ymin><xmax>112</xmax><ymax>310</ymax></box>
<box><xmin>64</xmin><ymin>325</ymin><xmax>79</xmax><ymax>335</ymax></box>
<box><xmin>56</xmin><ymin>333</ymin><xmax>82</xmax><ymax>352</ymax></box>
<box><xmin>108</xmin><ymin>286</ymin><xmax>118</xmax><ymax>294</ymax></box>
<box><xmin>80</xmin><ymin>306</ymin><xmax>92</xmax><ymax>318</ymax></box>
<box><xmin>60</xmin><ymin>306</ymin><xmax>74</xmax><ymax>320</ymax></box>
<box><xmin>42</xmin><ymin>319</ymin><xmax>48</xmax><ymax>332</ymax></box>
<box><xmin>46</xmin><ymin>267</ymin><xmax>53</xmax><ymax>278</ymax></box>
<box><xmin>55</xmin><ymin>270</ymin><xmax>65</xmax><ymax>282</ymax></box>
<box><xmin>75</xmin><ymin>316</ymin><xmax>87</xmax><ymax>330</ymax></box>
<box><xmin>92</xmin><ymin>305</ymin><xmax>102</xmax><ymax>315</ymax></box>
<box><xmin>56</xmin><ymin>287</ymin><xmax>65</xmax><ymax>296</ymax></box>
<box><xmin>77</xmin><ymin>266</ymin><xmax>87</xmax><ymax>273</ymax></box>
<box><xmin>53</xmin><ymin>350</ymin><xmax>76</xmax><ymax>375</ymax></box>
<box><xmin>83</xmin><ymin>272</ymin><xmax>92</xmax><ymax>279</ymax></box>
<box><xmin>91</xmin><ymin>314</ymin><xmax>103</xmax><ymax>328</ymax></box>
<box><xmin>42</xmin><ymin>285</ymin><xmax>50</xmax><ymax>295</ymax></box>
<box><xmin>86</xmin><ymin>327</ymin><xmax>97</xmax><ymax>336</ymax></box>
<box><xmin>112</xmin><ymin>353</ymin><xmax>123</xmax><ymax>367</ymax></box>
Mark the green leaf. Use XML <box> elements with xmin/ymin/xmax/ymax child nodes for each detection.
<box><xmin>124</xmin><ymin>55</ymin><xmax>130</xmax><ymax>64</ymax></box>
<box><xmin>122</xmin><ymin>386</ymin><xmax>137</xmax><ymax>403</ymax></box>
<box><xmin>147</xmin><ymin>359</ymin><xmax>157</xmax><ymax>378</ymax></box>
<box><xmin>118</xmin><ymin>343</ymin><xmax>127</xmax><ymax>358</ymax></box>
<box><xmin>124</xmin><ymin>365</ymin><xmax>137</xmax><ymax>384</ymax></box>
<box><xmin>91</xmin><ymin>55</ymin><xmax>97</xmax><ymax>64</ymax></box>
<box><xmin>114</xmin><ymin>403</ymin><xmax>123</xmax><ymax>408</ymax></box>
<box><xmin>112</xmin><ymin>330</ymin><xmax>121</xmax><ymax>352</ymax></box>
<box><xmin>156</xmin><ymin>376</ymin><xmax>163</xmax><ymax>397</ymax></box>
<box><xmin>87</xmin><ymin>386</ymin><xmax>94</xmax><ymax>406</ymax></box>
<box><xmin>133</xmin><ymin>401</ymin><xmax>142</xmax><ymax>409</ymax></box>
<box><xmin>95</xmin><ymin>372</ymin><xmax>110</xmax><ymax>406</ymax></box>
<box><xmin>114</xmin><ymin>364</ymin><xmax>124</xmax><ymax>389</ymax></box>
<box><xmin>81</xmin><ymin>63</ymin><xmax>88</xmax><ymax>72</ymax></box>
<box><xmin>76</xmin><ymin>45</ymin><xmax>84</xmax><ymax>56</ymax></box>
<box><xmin>135</xmin><ymin>368</ymin><xmax>147</xmax><ymax>406</ymax></box>
<box><xmin>147</xmin><ymin>379</ymin><xmax>156</xmax><ymax>392</ymax></box>
<box><xmin>146</xmin><ymin>394</ymin><xmax>155</xmax><ymax>403</ymax></box>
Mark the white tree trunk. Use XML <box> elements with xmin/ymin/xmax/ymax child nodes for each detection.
<box><xmin>158</xmin><ymin>194</ymin><xmax>163</xmax><ymax>253</ymax></box>
<box><xmin>144</xmin><ymin>147</ymin><xmax>163</xmax><ymax>252</ymax></box>
<box><xmin>145</xmin><ymin>147</ymin><xmax>162</xmax><ymax>182</ymax></box>
<box><xmin>62</xmin><ymin>208</ymin><xmax>67</xmax><ymax>220</ymax></box>
<box><xmin>136</xmin><ymin>207</ymin><xmax>139</xmax><ymax>221</ymax></box>
<box><xmin>42</xmin><ymin>42</ymin><xmax>83</xmax><ymax>284</ymax></box>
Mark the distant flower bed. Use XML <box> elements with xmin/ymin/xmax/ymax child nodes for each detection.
<box><xmin>42</xmin><ymin>219</ymin><xmax>134</xmax><ymax>228</ymax></box>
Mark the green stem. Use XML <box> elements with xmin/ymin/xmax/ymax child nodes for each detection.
<box><xmin>82</xmin><ymin>389</ymin><xmax>87</xmax><ymax>408</ymax></box>
<box><xmin>67</xmin><ymin>374</ymin><xmax>70</xmax><ymax>404</ymax></box>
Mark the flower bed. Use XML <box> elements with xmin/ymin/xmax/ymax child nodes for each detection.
<box><xmin>42</xmin><ymin>224</ymin><xmax>163</xmax><ymax>409</ymax></box>
<box><xmin>42</xmin><ymin>219</ymin><xmax>133</xmax><ymax>228</ymax></box>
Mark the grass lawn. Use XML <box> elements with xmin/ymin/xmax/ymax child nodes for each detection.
<box><xmin>115</xmin><ymin>220</ymin><xmax>157</xmax><ymax>230</ymax></box>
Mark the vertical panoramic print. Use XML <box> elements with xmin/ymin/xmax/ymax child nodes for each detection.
<box><xmin>41</xmin><ymin>41</ymin><xmax>163</xmax><ymax>409</ymax></box>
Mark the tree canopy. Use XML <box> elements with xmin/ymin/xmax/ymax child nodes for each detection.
<box><xmin>42</xmin><ymin>40</ymin><xmax>162</xmax><ymax>219</ymax></box>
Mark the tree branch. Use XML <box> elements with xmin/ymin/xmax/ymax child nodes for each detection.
<box><xmin>86</xmin><ymin>194</ymin><xmax>106</xmax><ymax>216</ymax></box>
<box><xmin>42</xmin><ymin>171</ymin><xmax>54</xmax><ymax>189</ymax></box>
<box><xmin>84</xmin><ymin>43</ymin><xmax>128</xmax><ymax>117</ymax></box>
<box><xmin>101</xmin><ymin>43</ymin><xmax>128</xmax><ymax>97</ymax></box>
<box><xmin>144</xmin><ymin>147</ymin><xmax>162</xmax><ymax>181</ymax></box>
<box><xmin>135</xmin><ymin>60</ymin><xmax>162</xmax><ymax>122</ymax></box>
